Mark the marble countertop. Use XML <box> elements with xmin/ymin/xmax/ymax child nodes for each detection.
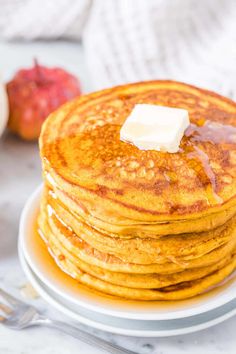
<box><xmin>1</xmin><ymin>40</ymin><xmax>236</xmax><ymax>354</ymax></box>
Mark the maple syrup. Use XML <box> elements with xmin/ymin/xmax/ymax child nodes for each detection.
<box><xmin>30</xmin><ymin>212</ymin><xmax>236</xmax><ymax>312</ymax></box>
<box><xmin>182</xmin><ymin>121</ymin><xmax>236</xmax><ymax>204</ymax></box>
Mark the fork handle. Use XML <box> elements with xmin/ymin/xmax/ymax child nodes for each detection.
<box><xmin>39</xmin><ymin>318</ymin><xmax>137</xmax><ymax>354</ymax></box>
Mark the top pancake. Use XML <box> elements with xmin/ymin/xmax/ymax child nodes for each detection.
<box><xmin>40</xmin><ymin>81</ymin><xmax>236</xmax><ymax>227</ymax></box>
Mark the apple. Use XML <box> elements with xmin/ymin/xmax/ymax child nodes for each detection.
<box><xmin>0</xmin><ymin>75</ymin><xmax>9</xmax><ymax>137</ymax></box>
<box><xmin>7</xmin><ymin>60</ymin><xmax>81</xmax><ymax>140</ymax></box>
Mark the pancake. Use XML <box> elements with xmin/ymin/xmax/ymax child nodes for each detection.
<box><xmin>39</xmin><ymin>185</ymin><xmax>236</xmax><ymax>273</ymax></box>
<box><xmin>38</xmin><ymin>80</ymin><xmax>236</xmax><ymax>300</ymax></box>
<box><xmin>39</xmin><ymin>204</ymin><xmax>236</xmax><ymax>290</ymax></box>
<box><xmin>45</xmin><ymin>186</ymin><xmax>236</xmax><ymax>265</ymax></box>
<box><xmin>38</xmin><ymin>194</ymin><xmax>236</xmax><ymax>276</ymax></box>
<box><xmin>40</xmin><ymin>81</ymin><xmax>236</xmax><ymax>237</ymax></box>
<box><xmin>50</xmin><ymin>182</ymin><xmax>236</xmax><ymax>238</ymax></box>
<box><xmin>39</xmin><ymin>216</ymin><xmax>236</xmax><ymax>299</ymax></box>
<box><xmin>38</xmin><ymin>196</ymin><xmax>236</xmax><ymax>293</ymax></box>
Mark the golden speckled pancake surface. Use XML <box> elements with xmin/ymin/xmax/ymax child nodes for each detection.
<box><xmin>40</xmin><ymin>81</ymin><xmax>236</xmax><ymax>235</ymax></box>
<box><xmin>38</xmin><ymin>80</ymin><xmax>236</xmax><ymax>300</ymax></box>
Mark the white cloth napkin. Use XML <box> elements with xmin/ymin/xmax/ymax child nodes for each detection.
<box><xmin>1</xmin><ymin>0</ymin><xmax>236</xmax><ymax>99</ymax></box>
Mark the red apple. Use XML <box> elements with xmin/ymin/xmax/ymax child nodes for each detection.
<box><xmin>7</xmin><ymin>60</ymin><xmax>81</xmax><ymax>140</ymax></box>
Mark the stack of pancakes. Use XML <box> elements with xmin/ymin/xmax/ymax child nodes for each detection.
<box><xmin>38</xmin><ymin>81</ymin><xmax>236</xmax><ymax>300</ymax></box>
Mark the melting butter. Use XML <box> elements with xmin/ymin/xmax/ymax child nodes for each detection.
<box><xmin>120</xmin><ymin>104</ymin><xmax>190</xmax><ymax>153</ymax></box>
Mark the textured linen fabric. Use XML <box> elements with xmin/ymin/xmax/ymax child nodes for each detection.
<box><xmin>0</xmin><ymin>0</ymin><xmax>236</xmax><ymax>98</ymax></box>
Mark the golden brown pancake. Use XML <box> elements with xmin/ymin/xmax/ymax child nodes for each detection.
<box><xmin>38</xmin><ymin>80</ymin><xmax>236</xmax><ymax>300</ymax></box>
<box><xmin>38</xmin><ymin>191</ymin><xmax>236</xmax><ymax>276</ymax></box>
<box><xmin>39</xmin><ymin>215</ymin><xmax>236</xmax><ymax>300</ymax></box>
<box><xmin>44</xmin><ymin>186</ymin><xmax>236</xmax><ymax>265</ymax></box>
<box><xmin>38</xmin><ymin>203</ymin><xmax>236</xmax><ymax>289</ymax></box>
<box><xmin>50</xmin><ymin>183</ymin><xmax>236</xmax><ymax>238</ymax></box>
<box><xmin>40</xmin><ymin>81</ymin><xmax>236</xmax><ymax>236</ymax></box>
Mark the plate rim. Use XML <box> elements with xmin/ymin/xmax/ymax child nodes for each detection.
<box><xmin>19</xmin><ymin>244</ymin><xmax>236</xmax><ymax>337</ymax></box>
<box><xmin>19</xmin><ymin>184</ymin><xmax>236</xmax><ymax>321</ymax></box>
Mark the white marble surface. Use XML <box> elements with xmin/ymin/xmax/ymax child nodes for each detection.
<box><xmin>1</xmin><ymin>40</ymin><xmax>236</xmax><ymax>354</ymax></box>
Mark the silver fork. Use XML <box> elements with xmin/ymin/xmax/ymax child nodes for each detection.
<box><xmin>0</xmin><ymin>288</ymin><xmax>137</xmax><ymax>354</ymax></box>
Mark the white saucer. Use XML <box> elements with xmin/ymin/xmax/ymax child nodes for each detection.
<box><xmin>19</xmin><ymin>243</ymin><xmax>236</xmax><ymax>337</ymax></box>
<box><xmin>19</xmin><ymin>185</ymin><xmax>236</xmax><ymax>321</ymax></box>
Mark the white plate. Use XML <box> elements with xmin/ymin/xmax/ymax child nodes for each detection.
<box><xmin>19</xmin><ymin>243</ymin><xmax>236</xmax><ymax>337</ymax></box>
<box><xmin>19</xmin><ymin>185</ymin><xmax>236</xmax><ymax>321</ymax></box>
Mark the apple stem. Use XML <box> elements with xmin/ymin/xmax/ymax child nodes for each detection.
<box><xmin>34</xmin><ymin>58</ymin><xmax>44</xmax><ymax>85</ymax></box>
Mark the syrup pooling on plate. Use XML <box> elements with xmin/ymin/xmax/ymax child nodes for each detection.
<box><xmin>27</xmin><ymin>208</ymin><xmax>236</xmax><ymax>315</ymax></box>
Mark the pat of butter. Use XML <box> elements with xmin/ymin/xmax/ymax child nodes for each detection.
<box><xmin>120</xmin><ymin>104</ymin><xmax>190</xmax><ymax>153</ymax></box>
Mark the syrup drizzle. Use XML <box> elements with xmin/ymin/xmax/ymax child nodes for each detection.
<box><xmin>42</xmin><ymin>119</ymin><xmax>236</xmax><ymax>208</ymax></box>
<box><xmin>185</xmin><ymin>121</ymin><xmax>236</xmax><ymax>145</ymax></box>
<box><xmin>183</xmin><ymin>120</ymin><xmax>236</xmax><ymax>204</ymax></box>
<box><xmin>187</xmin><ymin>146</ymin><xmax>223</xmax><ymax>204</ymax></box>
